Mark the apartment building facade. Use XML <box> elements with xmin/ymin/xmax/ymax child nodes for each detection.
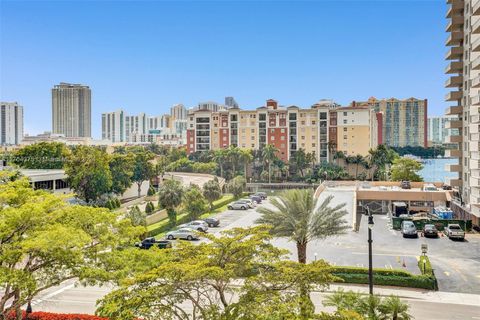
<box><xmin>186</xmin><ymin>99</ymin><xmax>380</xmax><ymax>163</ymax></box>
<box><xmin>444</xmin><ymin>0</ymin><xmax>480</xmax><ymax>224</ymax></box>
<box><xmin>352</xmin><ymin>97</ymin><xmax>427</xmax><ymax>148</ymax></box>
<box><xmin>52</xmin><ymin>83</ymin><xmax>91</xmax><ymax>138</ymax></box>
<box><xmin>427</xmin><ymin>115</ymin><xmax>459</xmax><ymax>145</ymax></box>
<box><xmin>0</xmin><ymin>102</ymin><xmax>24</xmax><ymax>145</ymax></box>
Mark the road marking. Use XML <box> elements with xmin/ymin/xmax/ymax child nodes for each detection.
<box><xmin>31</xmin><ymin>283</ymin><xmax>76</xmax><ymax>306</ymax></box>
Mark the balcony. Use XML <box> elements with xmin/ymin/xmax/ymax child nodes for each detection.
<box><xmin>445</xmin><ymin>134</ymin><xmax>463</xmax><ymax>143</ymax></box>
<box><xmin>470</xmin><ymin>175</ymin><xmax>480</xmax><ymax>187</ymax></box>
<box><xmin>446</xmin><ymin>164</ymin><xmax>463</xmax><ymax>172</ymax></box>
<box><xmin>474</xmin><ymin>18</ymin><xmax>480</xmax><ymax>34</ymax></box>
<box><xmin>445</xmin><ymin>46</ymin><xmax>463</xmax><ymax>60</ymax></box>
<box><xmin>445</xmin><ymin>91</ymin><xmax>463</xmax><ymax>101</ymax></box>
<box><xmin>446</xmin><ymin>120</ymin><xmax>463</xmax><ymax>129</ymax></box>
<box><xmin>471</xmin><ymin>204</ymin><xmax>480</xmax><ymax>217</ymax></box>
<box><xmin>445</xmin><ymin>105</ymin><xmax>463</xmax><ymax>115</ymax></box>
<box><xmin>447</xmin><ymin>0</ymin><xmax>464</xmax><ymax>18</ymax></box>
<box><xmin>473</xmin><ymin>76</ymin><xmax>480</xmax><ymax>89</ymax></box>
<box><xmin>445</xmin><ymin>149</ymin><xmax>462</xmax><ymax>157</ymax></box>
<box><xmin>446</xmin><ymin>177</ymin><xmax>462</xmax><ymax>187</ymax></box>
<box><xmin>470</xmin><ymin>159</ymin><xmax>480</xmax><ymax>169</ymax></box>
<box><xmin>473</xmin><ymin>36</ymin><xmax>480</xmax><ymax>52</ymax></box>
<box><xmin>445</xmin><ymin>75</ymin><xmax>463</xmax><ymax>87</ymax></box>
<box><xmin>447</xmin><ymin>15</ymin><xmax>464</xmax><ymax>32</ymax></box>
<box><xmin>445</xmin><ymin>61</ymin><xmax>463</xmax><ymax>73</ymax></box>
<box><xmin>472</xmin><ymin>95</ymin><xmax>480</xmax><ymax>105</ymax></box>
<box><xmin>446</xmin><ymin>31</ymin><xmax>464</xmax><ymax>46</ymax></box>
<box><xmin>474</xmin><ymin>0</ymin><xmax>480</xmax><ymax>15</ymax></box>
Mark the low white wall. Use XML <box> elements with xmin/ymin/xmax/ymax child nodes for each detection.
<box><xmin>121</xmin><ymin>180</ymin><xmax>150</xmax><ymax>200</ymax></box>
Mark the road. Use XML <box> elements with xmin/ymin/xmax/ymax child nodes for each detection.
<box><xmin>27</xmin><ymin>189</ymin><xmax>480</xmax><ymax>317</ymax></box>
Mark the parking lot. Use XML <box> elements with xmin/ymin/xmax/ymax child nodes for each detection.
<box><xmin>191</xmin><ymin>189</ymin><xmax>480</xmax><ymax>294</ymax></box>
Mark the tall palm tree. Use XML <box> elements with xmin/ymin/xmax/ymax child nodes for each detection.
<box><xmin>227</xmin><ymin>146</ymin><xmax>241</xmax><ymax>176</ymax></box>
<box><xmin>261</xmin><ymin>144</ymin><xmax>278</xmax><ymax>184</ymax></box>
<box><xmin>214</xmin><ymin>149</ymin><xmax>228</xmax><ymax>178</ymax></box>
<box><xmin>239</xmin><ymin>148</ymin><xmax>253</xmax><ymax>179</ymax></box>
<box><xmin>333</xmin><ymin>150</ymin><xmax>345</xmax><ymax>166</ymax></box>
<box><xmin>256</xmin><ymin>188</ymin><xmax>349</xmax><ymax>264</ymax></box>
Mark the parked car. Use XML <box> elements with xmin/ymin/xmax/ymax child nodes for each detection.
<box><xmin>442</xmin><ymin>185</ymin><xmax>453</xmax><ymax>190</ymax></box>
<box><xmin>166</xmin><ymin>228</ymin><xmax>199</xmax><ymax>241</ymax></box>
<box><xmin>400</xmin><ymin>181</ymin><xmax>411</xmax><ymax>189</ymax></box>
<box><xmin>401</xmin><ymin>221</ymin><xmax>418</xmax><ymax>238</ymax></box>
<box><xmin>135</xmin><ymin>237</ymin><xmax>172</xmax><ymax>249</ymax></box>
<box><xmin>444</xmin><ymin>224</ymin><xmax>465</xmax><ymax>240</ymax></box>
<box><xmin>422</xmin><ymin>224</ymin><xmax>438</xmax><ymax>238</ymax></box>
<box><xmin>204</xmin><ymin>217</ymin><xmax>220</xmax><ymax>227</ymax></box>
<box><xmin>178</xmin><ymin>220</ymin><xmax>208</xmax><ymax>232</ymax></box>
<box><xmin>254</xmin><ymin>192</ymin><xmax>268</xmax><ymax>200</ymax></box>
<box><xmin>238</xmin><ymin>198</ymin><xmax>255</xmax><ymax>208</ymax></box>
<box><xmin>227</xmin><ymin>201</ymin><xmax>249</xmax><ymax>210</ymax></box>
<box><xmin>249</xmin><ymin>195</ymin><xmax>262</xmax><ymax>204</ymax></box>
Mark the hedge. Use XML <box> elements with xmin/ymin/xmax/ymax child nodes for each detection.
<box><xmin>6</xmin><ymin>311</ymin><xmax>108</xmax><ymax>320</ymax></box>
<box><xmin>331</xmin><ymin>266</ymin><xmax>437</xmax><ymax>290</ymax></box>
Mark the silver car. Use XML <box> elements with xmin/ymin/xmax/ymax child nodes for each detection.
<box><xmin>165</xmin><ymin>228</ymin><xmax>199</xmax><ymax>241</ymax></box>
<box><xmin>444</xmin><ymin>224</ymin><xmax>465</xmax><ymax>240</ymax></box>
<box><xmin>227</xmin><ymin>201</ymin><xmax>249</xmax><ymax>210</ymax></box>
<box><xmin>401</xmin><ymin>221</ymin><xmax>418</xmax><ymax>238</ymax></box>
<box><xmin>237</xmin><ymin>199</ymin><xmax>255</xmax><ymax>208</ymax></box>
<box><xmin>179</xmin><ymin>220</ymin><xmax>209</xmax><ymax>232</ymax></box>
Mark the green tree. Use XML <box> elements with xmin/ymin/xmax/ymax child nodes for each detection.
<box><xmin>65</xmin><ymin>146</ymin><xmax>112</xmax><ymax>203</ymax></box>
<box><xmin>158</xmin><ymin>179</ymin><xmax>184</xmax><ymax>227</ymax></box>
<box><xmin>367</xmin><ymin>145</ymin><xmax>398</xmax><ymax>181</ymax></box>
<box><xmin>127</xmin><ymin>205</ymin><xmax>146</xmax><ymax>227</ymax></box>
<box><xmin>214</xmin><ymin>149</ymin><xmax>229</xmax><ymax>178</ymax></box>
<box><xmin>333</xmin><ymin>151</ymin><xmax>345</xmax><ymax>167</ymax></box>
<box><xmin>240</xmin><ymin>148</ymin><xmax>253</xmax><ymax>179</ymax></box>
<box><xmin>96</xmin><ymin>226</ymin><xmax>336</xmax><ymax>320</ymax></box>
<box><xmin>0</xmin><ymin>178</ymin><xmax>142</xmax><ymax>318</ymax></box>
<box><xmin>390</xmin><ymin>157</ymin><xmax>423</xmax><ymax>182</ymax></box>
<box><xmin>132</xmin><ymin>151</ymin><xmax>155</xmax><ymax>198</ymax></box>
<box><xmin>291</xmin><ymin>149</ymin><xmax>309</xmax><ymax>177</ymax></box>
<box><xmin>183</xmin><ymin>184</ymin><xmax>207</xmax><ymax>221</ymax></box>
<box><xmin>12</xmin><ymin>142</ymin><xmax>70</xmax><ymax>169</ymax></box>
<box><xmin>227</xmin><ymin>175</ymin><xmax>246</xmax><ymax>198</ymax></box>
<box><xmin>203</xmin><ymin>178</ymin><xmax>222</xmax><ymax>211</ymax></box>
<box><xmin>256</xmin><ymin>189</ymin><xmax>349</xmax><ymax>264</ymax></box>
<box><xmin>145</xmin><ymin>201</ymin><xmax>155</xmax><ymax>214</ymax></box>
<box><xmin>262</xmin><ymin>144</ymin><xmax>279</xmax><ymax>184</ymax></box>
<box><xmin>109</xmin><ymin>153</ymin><xmax>135</xmax><ymax>195</ymax></box>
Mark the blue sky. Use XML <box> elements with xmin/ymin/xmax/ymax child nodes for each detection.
<box><xmin>1</xmin><ymin>0</ymin><xmax>448</xmax><ymax>139</ymax></box>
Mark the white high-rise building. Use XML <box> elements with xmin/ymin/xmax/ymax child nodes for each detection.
<box><xmin>125</xmin><ymin>113</ymin><xmax>147</xmax><ymax>142</ymax></box>
<box><xmin>171</xmin><ymin>104</ymin><xmax>187</xmax><ymax>120</ymax></box>
<box><xmin>0</xmin><ymin>102</ymin><xmax>23</xmax><ymax>145</ymax></box>
<box><xmin>444</xmin><ymin>0</ymin><xmax>480</xmax><ymax>224</ymax></box>
<box><xmin>52</xmin><ymin>82</ymin><xmax>91</xmax><ymax>138</ymax></box>
<box><xmin>428</xmin><ymin>116</ymin><xmax>456</xmax><ymax>145</ymax></box>
<box><xmin>101</xmin><ymin>110</ymin><xmax>125</xmax><ymax>142</ymax></box>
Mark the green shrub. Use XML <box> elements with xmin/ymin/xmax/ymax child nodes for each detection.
<box><xmin>212</xmin><ymin>194</ymin><xmax>234</xmax><ymax>210</ymax></box>
<box><xmin>147</xmin><ymin>186</ymin><xmax>156</xmax><ymax>196</ymax></box>
<box><xmin>331</xmin><ymin>266</ymin><xmax>412</xmax><ymax>278</ymax></box>
<box><xmin>145</xmin><ymin>201</ymin><xmax>154</xmax><ymax>214</ymax></box>
<box><xmin>333</xmin><ymin>273</ymin><xmax>436</xmax><ymax>290</ymax></box>
<box><xmin>115</xmin><ymin>198</ymin><xmax>121</xmax><ymax>208</ymax></box>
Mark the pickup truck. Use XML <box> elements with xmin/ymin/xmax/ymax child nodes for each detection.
<box><xmin>444</xmin><ymin>224</ymin><xmax>465</xmax><ymax>240</ymax></box>
<box><xmin>135</xmin><ymin>237</ymin><xmax>172</xmax><ymax>249</ymax></box>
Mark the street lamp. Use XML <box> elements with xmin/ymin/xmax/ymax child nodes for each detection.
<box><xmin>314</xmin><ymin>252</ymin><xmax>318</xmax><ymax>262</ymax></box>
<box><xmin>365</xmin><ymin>205</ymin><xmax>374</xmax><ymax>295</ymax></box>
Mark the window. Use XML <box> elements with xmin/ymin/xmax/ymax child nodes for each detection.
<box><xmin>343</xmin><ymin>135</ymin><xmax>347</xmax><ymax>139</ymax></box>
<box><xmin>301</xmin><ymin>121</ymin><xmax>305</xmax><ymax>125</ymax></box>
<box><xmin>312</xmin><ymin>121</ymin><xmax>316</xmax><ymax>125</ymax></box>
<box><xmin>281</xmin><ymin>136</ymin><xmax>285</xmax><ymax>140</ymax></box>
<box><xmin>271</xmin><ymin>136</ymin><xmax>275</xmax><ymax>141</ymax></box>
<box><xmin>301</xmin><ymin>136</ymin><xmax>305</xmax><ymax>140</ymax></box>
<box><xmin>312</xmin><ymin>143</ymin><xmax>316</xmax><ymax>147</ymax></box>
<box><xmin>281</xmin><ymin>128</ymin><xmax>285</xmax><ymax>133</ymax></box>
<box><xmin>343</xmin><ymin>127</ymin><xmax>347</xmax><ymax>132</ymax></box>
<box><xmin>343</xmin><ymin>112</ymin><xmax>347</xmax><ymax>116</ymax></box>
<box><xmin>343</xmin><ymin>120</ymin><xmax>347</xmax><ymax>124</ymax></box>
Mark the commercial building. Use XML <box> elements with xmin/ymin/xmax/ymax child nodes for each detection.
<box><xmin>186</xmin><ymin>99</ymin><xmax>380</xmax><ymax>163</ymax></box>
<box><xmin>171</xmin><ymin>104</ymin><xmax>187</xmax><ymax>120</ymax></box>
<box><xmin>22</xmin><ymin>132</ymin><xmax>110</xmax><ymax>147</ymax></box>
<box><xmin>52</xmin><ymin>83</ymin><xmax>91</xmax><ymax>138</ymax></box>
<box><xmin>0</xmin><ymin>102</ymin><xmax>24</xmax><ymax>145</ymax></box>
<box><xmin>102</xmin><ymin>110</ymin><xmax>125</xmax><ymax>143</ymax></box>
<box><xmin>428</xmin><ymin>115</ymin><xmax>458</xmax><ymax>145</ymax></box>
<box><xmin>444</xmin><ymin>0</ymin><xmax>480</xmax><ymax>224</ymax></box>
<box><xmin>352</xmin><ymin>97</ymin><xmax>428</xmax><ymax>147</ymax></box>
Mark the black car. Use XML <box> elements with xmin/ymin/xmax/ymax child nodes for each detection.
<box><xmin>135</xmin><ymin>237</ymin><xmax>172</xmax><ymax>249</ymax></box>
<box><xmin>422</xmin><ymin>224</ymin><xmax>438</xmax><ymax>238</ymax></box>
<box><xmin>204</xmin><ymin>217</ymin><xmax>220</xmax><ymax>227</ymax></box>
<box><xmin>249</xmin><ymin>195</ymin><xmax>262</xmax><ymax>204</ymax></box>
<box><xmin>254</xmin><ymin>192</ymin><xmax>268</xmax><ymax>200</ymax></box>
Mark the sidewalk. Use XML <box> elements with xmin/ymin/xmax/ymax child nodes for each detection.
<box><xmin>323</xmin><ymin>283</ymin><xmax>480</xmax><ymax>306</ymax></box>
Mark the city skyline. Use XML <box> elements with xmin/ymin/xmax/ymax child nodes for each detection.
<box><xmin>1</xmin><ymin>1</ymin><xmax>448</xmax><ymax>138</ymax></box>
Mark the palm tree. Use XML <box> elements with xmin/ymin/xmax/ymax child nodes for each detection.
<box><xmin>333</xmin><ymin>151</ymin><xmax>345</xmax><ymax>166</ymax></box>
<box><xmin>239</xmin><ymin>148</ymin><xmax>253</xmax><ymax>179</ymax></box>
<box><xmin>327</xmin><ymin>141</ymin><xmax>337</xmax><ymax>163</ymax></box>
<box><xmin>214</xmin><ymin>149</ymin><xmax>228</xmax><ymax>178</ymax></box>
<box><xmin>261</xmin><ymin>144</ymin><xmax>278</xmax><ymax>184</ymax></box>
<box><xmin>256</xmin><ymin>188</ymin><xmax>349</xmax><ymax>264</ymax></box>
<box><xmin>378</xmin><ymin>296</ymin><xmax>412</xmax><ymax>320</ymax></box>
<box><xmin>227</xmin><ymin>146</ymin><xmax>241</xmax><ymax>176</ymax></box>
<box><xmin>368</xmin><ymin>145</ymin><xmax>394</xmax><ymax>181</ymax></box>
<box><xmin>349</xmin><ymin>154</ymin><xmax>366</xmax><ymax>180</ymax></box>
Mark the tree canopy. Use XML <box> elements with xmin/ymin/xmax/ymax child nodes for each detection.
<box><xmin>12</xmin><ymin>142</ymin><xmax>70</xmax><ymax>169</ymax></box>
<box><xmin>390</xmin><ymin>158</ymin><xmax>424</xmax><ymax>182</ymax></box>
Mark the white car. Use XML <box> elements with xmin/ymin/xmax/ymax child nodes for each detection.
<box><xmin>227</xmin><ymin>201</ymin><xmax>249</xmax><ymax>210</ymax></box>
<box><xmin>237</xmin><ymin>199</ymin><xmax>255</xmax><ymax>208</ymax></box>
<box><xmin>165</xmin><ymin>228</ymin><xmax>199</xmax><ymax>241</ymax></box>
<box><xmin>444</xmin><ymin>224</ymin><xmax>465</xmax><ymax>240</ymax></box>
<box><xmin>179</xmin><ymin>220</ymin><xmax>209</xmax><ymax>232</ymax></box>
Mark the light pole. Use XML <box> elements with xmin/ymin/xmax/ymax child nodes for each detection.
<box><xmin>365</xmin><ymin>205</ymin><xmax>374</xmax><ymax>295</ymax></box>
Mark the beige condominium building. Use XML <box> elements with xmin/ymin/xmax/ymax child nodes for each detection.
<box><xmin>352</xmin><ymin>97</ymin><xmax>427</xmax><ymax>148</ymax></box>
<box><xmin>444</xmin><ymin>0</ymin><xmax>480</xmax><ymax>224</ymax></box>
<box><xmin>186</xmin><ymin>99</ymin><xmax>380</xmax><ymax>163</ymax></box>
<box><xmin>52</xmin><ymin>83</ymin><xmax>91</xmax><ymax>138</ymax></box>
